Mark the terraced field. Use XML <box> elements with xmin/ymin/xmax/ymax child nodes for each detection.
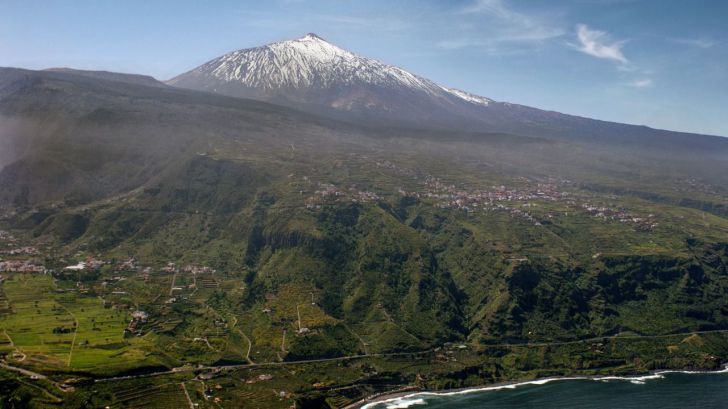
<box><xmin>110</xmin><ymin>382</ymin><xmax>193</xmax><ymax>408</ymax></box>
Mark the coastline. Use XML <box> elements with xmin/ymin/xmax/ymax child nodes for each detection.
<box><xmin>347</xmin><ymin>364</ymin><xmax>728</xmax><ymax>409</ymax></box>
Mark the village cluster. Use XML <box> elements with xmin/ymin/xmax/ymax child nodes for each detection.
<box><xmin>300</xmin><ymin>172</ymin><xmax>658</xmax><ymax>231</ymax></box>
<box><xmin>411</xmin><ymin>176</ymin><xmax>564</xmax><ymax>226</ymax></box>
<box><xmin>577</xmin><ymin>202</ymin><xmax>658</xmax><ymax>231</ymax></box>
<box><xmin>0</xmin><ymin>259</ymin><xmax>46</xmax><ymax>273</ymax></box>
<box><xmin>304</xmin><ymin>182</ymin><xmax>380</xmax><ymax>209</ymax></box>
<box><xmin>0</xmin><ymin>230</ymin><xmax>45</xmax><ymax>272</ymax></box>
<box><xmin>375</xmin><ymin>159</ymin><xmax>416</xmax><ymax>177</ymax></box>
<box><xmin>401</xmin><ymin>176</ymin><xmax>656</xmax><ymax>229</ymax></box>
<box><xmin>0</xmin><ymin>230</ymin><xmax>17</xmax><ymax>244</ymax></box>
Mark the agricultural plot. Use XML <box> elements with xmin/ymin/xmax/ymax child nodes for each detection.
<box><xmin>143</xmin><ymin>317</ymin><xmax>183</xmax><ymax>334</ymax></box>
<box><xmin>0</xmin><ymin>284</ymin><xmax>11</xmax><ymax>314</ymax></box>
<box><xmin>348</xmin><ymin>317</ymin><xmax>424</xmax><ymax>354</ymax></box>
<box><xmin>244</xmin><ymin>283</ymin><xmax>341</xmax><ymax>360</ymax></box>
<box><xmin>60</xmin><ymin>295</ymin><xmax>154</xmax><ymax>371</ymax></box>
<box><xmin>198</xmin><ymin>276</ymin><xmax>219</xmax><ymax>289</ymax></box>
<box><xmin>0</xmin><ymin>330</ymin><xmax>13</xmax><ymax>355</ymax></box>
<box><xmin>210</xmin><ymin>371</ymin><xmax>300</xmax><ymax>409</ymax></box>
<box><xmin>0</xmin><ymin>274</ymin><xmax>156</xmax><ymax>373</ymax></box>
<box><xmin>266</xmin><ymin>284</ymin><xmax>337</xmax><ymax>330</ymax></box>
<box><xmin>110</xmin><ymin>382</ymin><xmax>193</xmax><ymax>408</ymax></box>
<box><xmin>0</xmin><ymin>274</ymin><xmax>76</xmax><ymax>368</ymax></box>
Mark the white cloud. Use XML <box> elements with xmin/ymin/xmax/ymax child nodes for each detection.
<box><xmin>237</xmin><ymin>10</ymin><xmax>409</xmax><ymax>33</ymax></box>
<box><xmin>440</xmin><ymin>0</ymin><xmax>563</xmax><ymax>50</ymax></box>
<box><xmin>328</xmin><ymin>15</ymin><xmax>410</xmax><ymax>32</ymax></box>
<box><xmin>628</xmin><ymin>79</ymin><xmax>653</xmax><ymax>88</ymax></box>
<box><xmin>673</xmin><ymin>38</ymin><xmax>716</xmax><ymax>49</ymax></box>
<box><xmin>461</xmin><ymin>0</ymin><xmax>527</xmax><ymax>18</ymax></box>
<box><xmin>574</xmin><ymin>24</ymin><xmax>628</xmax><ymax>64</ymax></box>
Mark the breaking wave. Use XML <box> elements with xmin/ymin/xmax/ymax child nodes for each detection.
<box><xmin>361</xmin><ymin>365</ymin><xmax>728</xmax><ymax>408</ymax></box>
<box><xmin>382</xmin><ymin>397</ymin><xmax>427</xmax><ymax>408</ymax></box>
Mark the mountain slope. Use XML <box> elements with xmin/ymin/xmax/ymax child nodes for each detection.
<box><xmin>168</xmin><ymin>33</ymin><xmax>495</xmax><ymax>128</ymax></box>
<box><xmin>169</xmin><ymin>34</ymin><xmax>728</xmax><ymax>152</ymax></box>
<box><xmin>0</xmin><ymin>67</ymin><xmax>353</xmax><ymax>205</ymax></box>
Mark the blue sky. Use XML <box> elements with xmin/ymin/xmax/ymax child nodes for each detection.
<box><xmin>2</xmin><ymin>0</ymin><xmax>727</xmax><ymax>136</ymax></box>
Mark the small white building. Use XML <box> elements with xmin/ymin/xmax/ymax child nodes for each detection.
<box><xmin>64</xmin><ymin>262</ymin><xmax>86</xmax><ymax>271</ymax></box>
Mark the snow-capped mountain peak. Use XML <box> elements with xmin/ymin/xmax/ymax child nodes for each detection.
<box><xmin>169</xmin><ymin>33</ymin><xmax>494</xmax><ymax>105</ymax></box>
<box><xmin>176</xmin><ymin>33</ymin><xmax>443</xmax><ymax>94</ymax></box>
<box><xmin>168</xmin><ymin>33</ymin><xmax>505</xmax><ymax>128</ymax></box>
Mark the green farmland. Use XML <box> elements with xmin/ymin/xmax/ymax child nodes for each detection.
<box><xmin>0</xmin><ymin>274</ymin><xmax>158</xmax><ymax>374</ymax></box>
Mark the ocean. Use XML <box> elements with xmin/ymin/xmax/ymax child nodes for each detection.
<box><xmin>362</xmin><ymin>369</ymin><xmax>728</xmax><ymax>409</ymax></box>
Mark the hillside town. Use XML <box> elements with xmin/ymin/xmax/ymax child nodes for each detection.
<box><xmin>298</xmin><ymin>170</ymin><xmax>659</xmax><ymax>231</ymax></box>
<box><xmin>305</xmin><ymin>182</ymin><xmax>381</xmax><ymax>209</ymax></box>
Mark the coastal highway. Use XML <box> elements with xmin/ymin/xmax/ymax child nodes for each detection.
<box><xmin>0</xmin><ymin>362</ymin><xmax>47</xmax><ymax>380</ymax></box>
<box><xmin>92</xmin><ymin>328</ymin><xmax>728</xmax><ymax>383</ymax></box>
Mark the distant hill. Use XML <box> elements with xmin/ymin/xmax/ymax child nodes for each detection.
<box><xmin>45</xmin><ymin>67</ymin><xmax>168</xmax><ymax>88</ymax></box>
<box><xmin>0</xmin><ymin>67</ymin><xmax>333</xmax><ymax>205</ymax></box>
